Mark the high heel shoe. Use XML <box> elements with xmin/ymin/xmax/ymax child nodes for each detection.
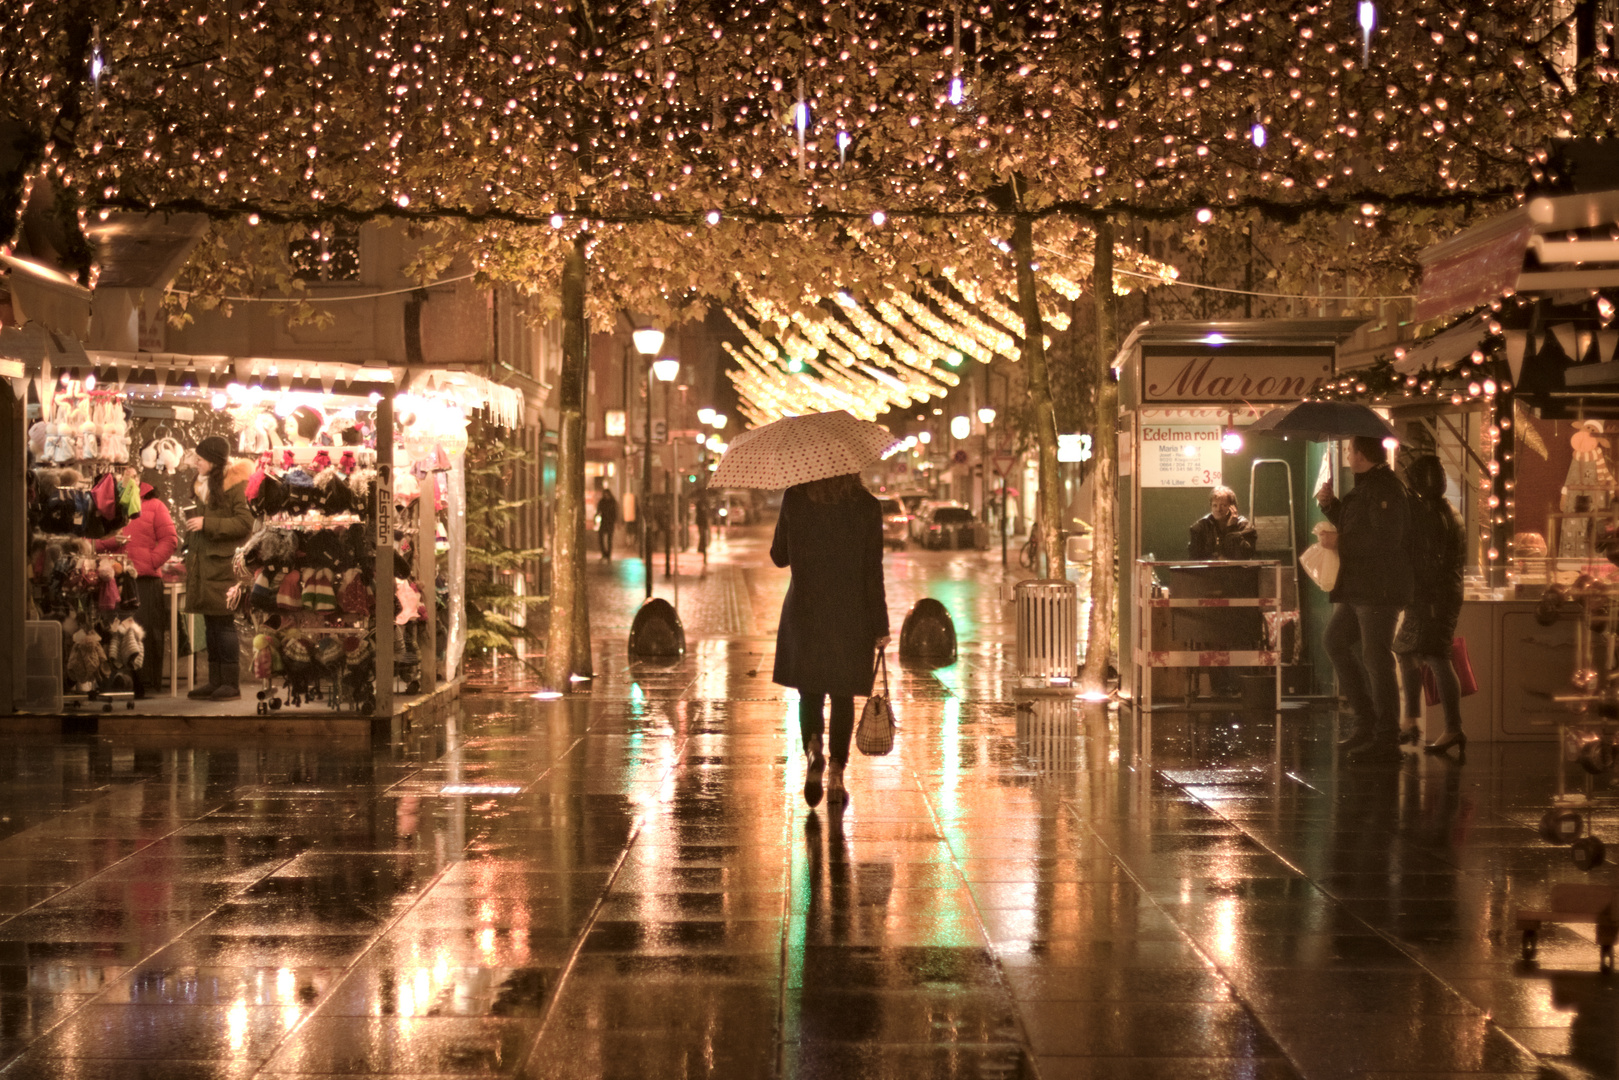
<box><xmin>1398</xmin><ymin>726</ymin><xmax>1423</xmax><ymax>746</ymax></box>
<box><xmin>1424</xmin><ymin>731</ymin><xmax>1467</xmax><ymax>757</ymax></box>
<box><xmin>804</xmin><ymin>737</ymin><xmax>825</xmax><ymax>808</ymax></box>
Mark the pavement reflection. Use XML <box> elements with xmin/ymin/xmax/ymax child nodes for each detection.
<box><xmin>0</xmin><ymin>524</ymin><xmax>1603</xmax><ymax>1078</ymax></box>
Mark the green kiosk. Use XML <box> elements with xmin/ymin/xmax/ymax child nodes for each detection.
<box><xmin>1113</xmin><ymin>319</ymin><xmax>1367</xmax><ymax>711</ymax></box>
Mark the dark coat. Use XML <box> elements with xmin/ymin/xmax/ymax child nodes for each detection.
<box><xmin>184</xmin><ymin>460</ymin><xmax>255</xmax><ymax>616</ymax></box>
<box><xmin>771</xmin><ymin>484</ymin><xmax>889</xmax><ymax>697</ymax></box>
<box><xmin>1188</xmin><ymin>512</ymin><xmax>1257</xmax><ymax>560</ymax></box>
<box><xmin>596</xmin><ymin>490</ymin><xmax>618</xmax><ymax>528</ymax></box>
<box><xmin>1394</xmin><ymin>494</ymin><xmax>1464</xmax><ymax>656</ymax></box>
<box><xmin>1323</xmin><ymin>462</ymin><xmax>1413</xmax><ymax>607</ymax></box>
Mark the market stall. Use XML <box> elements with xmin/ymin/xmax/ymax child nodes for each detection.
<box><xmin>1323</xmin><ymin>186</ymin><xmax>1619</xmax><ymax>742</ymax></box>
<box><xmin>1113</xmin><ymin>319</ymin><xmax>1366</xmax><ymax>710</ymax></box>
<box><xmin>18</xmin><ymin>353</ymin><xmax>521</xmax><ymax>721</ymax></box>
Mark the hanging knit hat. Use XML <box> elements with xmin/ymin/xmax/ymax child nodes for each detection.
<box><xmin>301</xmin><ymin>567</ymin><xmax>337</xmax><ymax>612</ymax></box>
<box><xmin>338</xmin><ymin>568</ymin><xmax>373</xmax><ymax>615</ymax></box>
<box><xmin>251</xmin><ymin>567</ymin><xmax>282</xmax><ymax>611</ymax></box>
<box><xmin>277</xmin><ymin>568</ymin><xmax>304</xmax><ymax>610</ymax></box>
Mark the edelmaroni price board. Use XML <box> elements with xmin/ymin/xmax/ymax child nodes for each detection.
<box><xmin>1140</xmin><ymin>425</ymin><xmax>1222</xmax><ymax>488</ymax></box>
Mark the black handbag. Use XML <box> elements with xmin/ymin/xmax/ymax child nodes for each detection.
<box><xmin>855</xmin><ymin>650</ymin><xmax>896</xmax><ymax>756</ymax></box>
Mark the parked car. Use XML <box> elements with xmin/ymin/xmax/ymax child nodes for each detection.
<box><xmin>917</xmin><ymin>501</ymin><xmax>989</xmax><ymax>550</ymax></box>
<box><xmin>877</xmin><ymin>497</ymin><xmax>910</xmax><ymax>550</ymax></box>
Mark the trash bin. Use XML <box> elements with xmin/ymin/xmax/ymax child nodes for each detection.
<box><xmin>1015</xmin><ymin>579</ymin><xmax>1077</xmax><ymax>679</ymax></box>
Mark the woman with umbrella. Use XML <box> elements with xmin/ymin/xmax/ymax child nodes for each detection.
<box><xmin>771</xmin><ymin>474</ymin><xmax>890</xmax><ymax>808</ymax></box>
<box><xmin>713</xmin><ymin>410</ymin><xmax>895</xmax><ymax>809</ymax></box>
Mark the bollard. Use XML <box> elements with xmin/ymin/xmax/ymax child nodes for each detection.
<box><xmin>629</xmin><ymin>597</ymin><xmax>685</xmax><ymax>660</ymax></box>
<box><xmin>1014</xmin><ymin>578</ymin><xmax>1077</xmax><ymax>679</ymax></box>
<box><xmin>899</xmin><ymin>598</ymin><xmax>957</xmax><ymax>667</ymax></box>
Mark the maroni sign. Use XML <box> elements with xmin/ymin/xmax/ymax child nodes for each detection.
<box><xmin>1143</xmin><ymin>353</ymin><xmax>1332</xmax><ymax>404</ymax></box>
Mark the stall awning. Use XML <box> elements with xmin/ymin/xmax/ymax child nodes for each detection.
<box><xmin>1392</xmin><ymin>313</ymin><xmax>1490</xmax><ymax>374</ymax></box>
<box><xmin>1415</xmin><ymin>189</ymin><xmax>1619</xmax><ymax>323</ymax></box>
<box><xmin>84</xmin><ymin>350</ymin><xmax>526</xmax><ymax>428</ymax></box>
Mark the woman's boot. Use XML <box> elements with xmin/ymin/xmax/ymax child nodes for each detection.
<box><xmin>803</xmin><ymin>735</ymin><xmax>825</xmax><ymax>808</ymax></box>
<box><xmin>210</xmin><ymin>663</ymin><xmax>241</xmax><ymax>701</ymax></box>
<box><xmin>188</xmin><ymin>660</ymin><xmax>220</xmax><ymax>699</ymax></box>
<box><xmin>826</xmin><ymin>760</ymin><xmax>848</xmax><ymax>808</ymax></box>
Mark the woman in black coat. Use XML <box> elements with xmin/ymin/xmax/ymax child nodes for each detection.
<box><xmin>1393</xmin><ymin>456</ymin><xmax>1467</xmax><ymax>756</ymax></box>
<box><xmin>771</xmin><ymin>473</ymin><xmax>890</xmax><ymax>808</ymax></box>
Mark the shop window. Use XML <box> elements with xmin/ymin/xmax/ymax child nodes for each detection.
<box><xmin>290</xmin><ymin>224</ymin><xmax>361</xmax><ymax>282</ymax></box>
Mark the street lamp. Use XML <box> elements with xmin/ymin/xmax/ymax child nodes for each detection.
<box><xmin>633</xmin><ymin>327</ymin><xmax>664</xmax><ymax>599</ymax></box>
<box><xmin>653</xmin><ymin>358</ymin><xmax>680</xmax><ymax>578</ymax></box>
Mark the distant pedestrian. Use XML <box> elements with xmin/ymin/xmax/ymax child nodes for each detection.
<box><xmin>1394</xmin><ymin>456</ymin><xmax>1467</xmax><ymax>757</ymax></box>
<box><xmin>771</xmin><ymin>473</ymin><xmax>890</xmax><ymax>809</ymax></box>
<box><xmin>1317</xmin><ymin>435</ymin><xmax>1413</xmax><ymax>765</ymax></box>
<box><xmin>596</xmin><ymin>486</ymin><xmax>618</xmax><ymax>562</ymax></box>
<box><xmin>694</xmin><ymin>488</ymin><xmax>710</xmax><ymax>562</ymax></box>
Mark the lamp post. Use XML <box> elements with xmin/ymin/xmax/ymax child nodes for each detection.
<box><xmin>977</xmin><ymin>404</ymin><xmax>990</xmax><ymax>544</ymax></box>
<box><xmin>632</xmin><ymin>327</ymin><xmax>664</xmax><ymax>599</ymax></box>
<box><xmin>653</xmin><ymin>357</ymin><xmax>680</xmax><ymax>580</ymax></box>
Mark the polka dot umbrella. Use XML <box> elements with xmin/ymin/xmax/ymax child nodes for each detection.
<box><xmin>711</xmin><ymin>410</ymin><xmax>901</xmax><ymax>490</ymax></box>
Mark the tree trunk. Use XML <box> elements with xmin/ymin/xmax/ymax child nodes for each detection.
<box><xmin>1011</xmin><ymin>215</ymin><xmax>1063</xmax><ymax>581</ymax></box>
<box><xmin>1082</xmin><ymin>219</ymin><xmax>1120</xmax><ymax>693</ymax></box>
<box><xmin>545</xmin><ymin>235</ymin><xmax>593</xmax><ymax>688</ymax></box>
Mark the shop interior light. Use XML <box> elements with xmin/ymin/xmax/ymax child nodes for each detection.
<box><xmin>978</xmin><ymin>406</ymin><xmax>996</xmax><ymax>424</ymax></box>
<box><xmin>652</xmin><ymin>358</ymin><xmax>681</xmax><ymax>383</ymax></box>
<box><xmin>1222</xmin><ymin>428</ymin><xmax>1244</xmax><ymax>454</ymax></box>
<box><xmin>632</xmin><ymin>327</ymin><xmax>665</xmax><ymax>357</ymax></box>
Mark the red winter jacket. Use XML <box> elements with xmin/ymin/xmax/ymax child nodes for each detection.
<box><xmin>96</xmin><ymin>483</ymin><xmax>179</xmax><ymax>577</ymax></box>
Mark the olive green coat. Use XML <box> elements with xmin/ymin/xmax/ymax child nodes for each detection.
<box><xmin>184</xmin><ymin>460</ymin><xmax>255</xmax><ymax>616</ymax></box>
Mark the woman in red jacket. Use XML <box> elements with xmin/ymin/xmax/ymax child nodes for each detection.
<box><xmin>97</xmin><ymin>469</ymin><xmax>179</xmax><ymax>697</ymax></box>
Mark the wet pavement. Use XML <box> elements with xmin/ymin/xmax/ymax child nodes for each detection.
<box><xmin>0</xmin><ymin>525</ymin><xmax>1614</xmax><ymax>1078</ymax></box>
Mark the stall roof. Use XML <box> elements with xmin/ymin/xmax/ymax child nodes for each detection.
<box><xmin>1414</xmin><ymin>189</ymin><xmax>1619</xmax><ymax>324</ymax></box>
<box><xmin>1113</xmin><ymin>318</ymin><xmax>1368</xmax><ymax>367</ymax></box>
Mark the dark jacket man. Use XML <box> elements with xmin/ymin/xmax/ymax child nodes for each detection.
<box><xmin>1189</xmin><ymin>487</ymin><xmax>1258</xmax><ymax>560</ymax></box>
<box><xmin>1322</xmin><ymin>459</ymin><xmax>1413</xmax><ymax>608</ymax></box>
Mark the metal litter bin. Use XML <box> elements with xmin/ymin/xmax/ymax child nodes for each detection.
<box><xmin>1015</xmin><ymin>579</ymin><xmax>1077</xmax><ymax>679</ymax></box>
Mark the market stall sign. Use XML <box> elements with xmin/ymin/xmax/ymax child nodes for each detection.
<box><xmin>1140</xmin><ymin>425</ymin><xmax>1222</xmax><ymax>488</ymax></box>
<box><xmin>1142</xmin><ymin>354</ymin><xmax>1332</xmax><ymax>404</ymax></box>
<box><xmin>1413</xmin><ymin>222</ymin><xmax>1534</xmax><ymax>324</ymax></box>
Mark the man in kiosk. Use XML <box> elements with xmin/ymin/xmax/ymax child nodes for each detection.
<box><xmin>1186</xmin><ymin>486</ymin><xmax>1258</xmax><ymax>697</ymax></box>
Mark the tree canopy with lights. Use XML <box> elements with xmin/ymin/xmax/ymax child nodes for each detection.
<box><xmin>2</xmin><ymin>0</ymin><xmax>1611</xmax><ymax>686</ymax></box>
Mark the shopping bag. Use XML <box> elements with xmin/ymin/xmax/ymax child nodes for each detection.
<box><xmin>1299</xmin><ymin>542</ymin><xmax>1339</xmax><ymax>592</ymax></box>
<box><xmin>855</xmin><ymin>650</ymin><xmax>896</xmax><ymax>757</ymax></box>
<box><xmin>1422</xmin><ymin>636</ymin><xmax>1479</xmax><ymax>706</ymax></box>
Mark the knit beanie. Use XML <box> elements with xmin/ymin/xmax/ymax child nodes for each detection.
<box><xmin>196</xmin><ymin>436</ymin><xmax>230</xmax><ymax>470</ymax></box>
